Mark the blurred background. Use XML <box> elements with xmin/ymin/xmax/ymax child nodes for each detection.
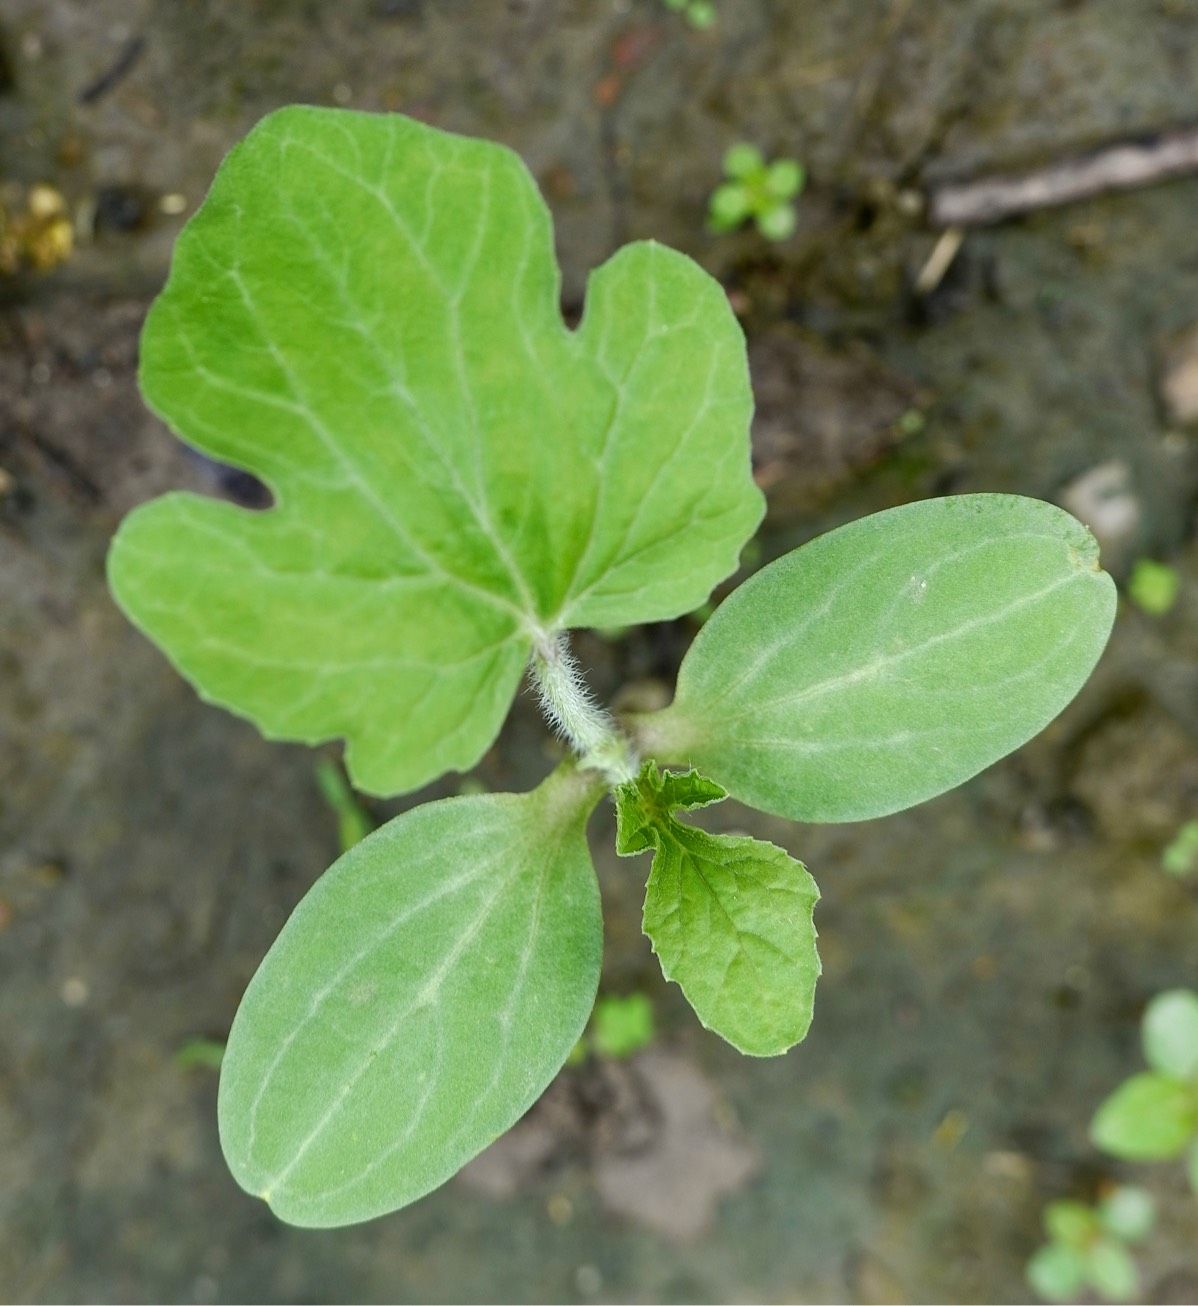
<box><xmin>3</xmin><ymin>1</ymin><xmax>1198</xmax><ymax>1301</ymax></box>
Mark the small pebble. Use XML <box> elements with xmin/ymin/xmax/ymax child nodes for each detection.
<box><xmin>575</xmin><ymin>1264</ymin><xmax>603</xmax><ymax>1296</ymax></box>
<box><xmin>1058</xmin><ymin>460</ymin><xmax>1140</xmax><ymax>570</ymax></box>
<box><xmin>1160</xmin><ymin>320</ymin><xmax>1198</xmax><ymax>427</ymax></box>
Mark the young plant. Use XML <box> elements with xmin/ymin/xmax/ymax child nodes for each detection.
<box><xmin>1127</xmin><ymin>557</ymin><xmax>1180</xmax><ymax>616</ymax></box>
<box><xmin>1163</xmin><ymin>820</ymin><xmax>1198</xmax><ymax>878</ymax></box>
<box><xmin>108</xmin><ymin>107</ymin><xmax>1116</xmax><ymax>1227</ymax></box>
<box><xmin>708</xmin><ymin>143</ymin><xmax>804</xmax><ymax>241</ymax></box>
<box><xmin>1027</xmin><ymin>1186</ymin><xmax>1154</xmax><ymax>1303</ymax></box>
<box><xmin>662</xmin><ymin>0</ymin><xmax>716</xmax><ymax>30</ymax></box>
<box><xmin>574</xmin><ymin>992</ymin><xmax>656</xmax><ymax>1063</ymax></box>
<box><xmin>1091</xmin><ymin>988</ymin><xmax>1198</xmax><ymax>1194</ymax></box>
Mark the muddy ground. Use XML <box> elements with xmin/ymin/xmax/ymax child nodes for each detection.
<box><xmin>3</xmin><ymin>1</ymin><xmax>1198</xmax><ymax>1302</ymax></box>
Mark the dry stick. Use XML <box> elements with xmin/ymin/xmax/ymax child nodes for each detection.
<box><xmin>77</xmin><ymin>35</ymin><xmax>145</xmax><ymax>105</ymax></box>
<box><xmin>928</xmin><ymin>125</ymin><xmax>1198</xmax><ymax>227</ymax></box>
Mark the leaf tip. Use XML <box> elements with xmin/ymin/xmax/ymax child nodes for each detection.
<box><xmin>1066</xmin><ymin>530</ymin><xmax>1103</xmax><ymax>575</ymax></box>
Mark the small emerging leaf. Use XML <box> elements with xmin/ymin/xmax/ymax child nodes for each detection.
<box><xmin>616</xmin><ymin>763</ymin><xmax>820</xmax><ymax>1056</ymax></box>
<box><xmin>174</xmin><ymin>1038</ymin><xmax>226</xmax><ymax>1071</ymax></box>
<box><xmin>640</xmin><ymin>495</ymin><xmax>1116</xmax><ymax>822</ymax></box>
<box><xmin>764</xmin><ymin>159</ymin><xmax>804</xmax><ymax>199</ymax></box>
<box><xmin>1045</xmin><ymin>1199</ymin><xmax>1097</xmax><ymax>1247</ymax></box>
<box><xmin>1085</xmin><ymin>1240</ymin><xmax>1139</xmax><ymax>1302</ymax></box>
<box><xmin>1141</xmin><ymin>989</ymin><xmax>1198</xmax><ymax>1081</ymax></box>
<box><xmin>110</xmin><ymin>106</ymin><xmax>762</xmax><ymax>797</ymax></box>
<box><xmin>1098</xmin><ymin>1186</ymin><xmax>1154</xmax><ymax>1242</ymax></box>
<box><xmin>756</xmin><ymin>204</ymin><xmax>797</xmax><ymax>242</ymax></box>
<box><xmin>1090</xmin><ymin>1072</ymin><xmax>1198</xmax><ymax>1161</ymax></box>
<box><xmin>614</xmin><ymin>763</ymin><xmax>727</xmax><ymax>854</ymax></box>
<box><xmin>1127</xmin><ymin>558</ymin><xmax>1179</xmax><ymax>615</ymax></box>
<box><xmin>708</xmin><ymin>182</ymin><xmax>752</xmax><ymax>231</ymax></box>
<box><xmin>723</xmin><ymin>143</ymin><xmax>764</xmax><ymax>179</ymax></box>
<box><xmin>1162</xmin><ymin>820</ymin><xmax>1198</xmax><ymax>877</ymax></box>
<box><xmin>591</xmin><ymin>993</ymin><xmax>655</xmax><ymax>1059</ymax></box>
<box><xmin>1027</xmin><ymin>1242</ymin><xmax>1087</xmax><ymax>1301</ymax></box>
<box><xmin>218</xmin><ymin>765</ymin><xmax>605</xmax><ymax>1227</ymax></box>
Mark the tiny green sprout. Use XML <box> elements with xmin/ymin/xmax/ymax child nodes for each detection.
<box><xmin>1091</xmin><ymin>989</ymin><xmax>1198</xmax><ymax>1189</ymax></box>
<box><xmin>108</xmin><ymin>107</ymin><xmax>1115</xmax><ymax>1227</ymax></box>
<box><xmin>1027</xmin><ymin>1186</ymin><xmax>1153</xmax><ymax>1303</ymax></box>
<box><xmin>1127</xmin><ymin>557</ymin><xmax>1180</xmax><ymax>615</ymax></box>
<box><xmin>896</xmin><ymin>408</ymin><xmax>926</xmax><ymax>438</ymax></box>
<box><xmin>662</xmin><ymin>0</ymin><xmax>716</xmax><ymax>29</ymax></box>
<box><xmin>564</xmin><ymin>993</ymin><xmax>655</xmax><ymax>1065</ymax></box>
<box><xmin>709</xmin><ymin>143</ymin><xmax>805</xmax><ymax>241</ymax></box>
<box><xmin>1163</xmin><ymin>819</ymin><xmax>1198</xmax><ymax>877</ymax></box>
<box><xmin>174</xmin><ymin>1038</ymin><xmax>227</xmax><ymax>1071</ymax></box>
<box><xmin>590</xmin><ymin>993</ymin><xmax>656</xmax><ymax>1059</ymax></box>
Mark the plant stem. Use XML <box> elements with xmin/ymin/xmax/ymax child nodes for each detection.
<box><xmin>529</xmin><ymin>633</ymin><xmax>636</xmax><ymax>786</ymax></box>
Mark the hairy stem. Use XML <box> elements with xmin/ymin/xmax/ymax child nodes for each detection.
<box><xmin>529</xmin><ymin>633</ymin><xmax>636</xmax><ymax>786</ymax></box>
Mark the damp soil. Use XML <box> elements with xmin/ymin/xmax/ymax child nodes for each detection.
<box><xmin>3</xmin><ymin>2</ymin><xmax>1198</xmax><ymax>1302</ymax></box>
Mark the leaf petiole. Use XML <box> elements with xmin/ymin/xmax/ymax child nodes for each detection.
<box><xmin>528</xmin><ymin>631</ymin><xmax>637</xmax><ymax>786</ymax></box>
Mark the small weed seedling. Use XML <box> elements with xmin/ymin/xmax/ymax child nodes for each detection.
<box><xmin>708</xmin><ymin>142</ymin><xmax>804</xmax><ymax>241</ymax></box>
<box><xmin>567</xmin><ymin>992</ymin><xmax>656</xmax><ymax>1065</ymax></box>
<box><xmin>1127</xmin><ymin>557</ymin><xmax>1180</xmax><ymax>616</ymax></box>
<box><xmin>1027</xmin><ymin>1186</ymin><xmax>1154</xmax><ymax>1302</ymax></box>
<box><xmin>109</xmin><ymin>108</ymin><xmax>1116</xmax><ymax>1227</ymax></box>
<box><xmin>662</xmin><ymin>0</ymin><xmax>716</xmax><ymax>30</ymax></box>
<box><xmin>1163</xmin><ymin>820</ymin><xmax>1198</xmax><ymax>878</ymax></box>
<box><xmin>1091</xmin><ymin>988</ymin><xmax>1198</xmax><ymax>1194</ymax></box>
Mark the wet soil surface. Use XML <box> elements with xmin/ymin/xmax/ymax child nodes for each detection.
<box><xmin>3</xmin><ymin>1</ymin><xmax>1198</xmax><ymax>1301</ymax></box>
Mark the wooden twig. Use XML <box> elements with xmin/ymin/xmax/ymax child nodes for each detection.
<box><xmin>928</xmin><ymin>125</ymin><xmax>1198</xmax><ymax>227</ymax></box>
<box><xmin>78</xmin><ymin>35</ymin><xmax>145</xmax><ymax>105</ymax></box>
<box><xmin>913</xmin><ymin>226</ymin><xmax>965</xmax><ymax>295</ymax></box>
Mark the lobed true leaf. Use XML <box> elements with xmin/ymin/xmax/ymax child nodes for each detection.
<box><xmin>616</xmin><ymin>763</ymin><xmax>820</xmax><ymax>1056</ymax></box>
<box><xmin>109</xmin><ymin>105</ymin><xmax>763</xmax><ymax>797</ymax></box>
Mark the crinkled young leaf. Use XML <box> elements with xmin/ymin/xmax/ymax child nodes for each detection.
<box><xmin>109</xmin><ymin>105</ymin><xmax>762</xmax><ymax>796</ymax></box>
<box><xmin>1090</xmin><ymin>1072</ymin><xmax>1198</xmax><ymax>1161</ymax></box>
<box><xmin>1142</xmin><ymin>989</ymin><xmax>1198</xmax><ymax>1081</ymax></box>
<box><xmin>639</xmin><ymin>495</ymin><xmax>1116</xmax><ymax>822</ymax></box>
<box><xmin>614</xmin><ymin>762</ymin><xmax>728</xmax><ymax>855</ymax></box>
<box><xmin>217</xmin><ymin>765</ymin><xmax>605</xmax><ymax>1227</ymax></box>
<box><xmin>615</xmin><ymin>763</ymin><xmax>820</xmax><ymax>1056</ymax></box>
